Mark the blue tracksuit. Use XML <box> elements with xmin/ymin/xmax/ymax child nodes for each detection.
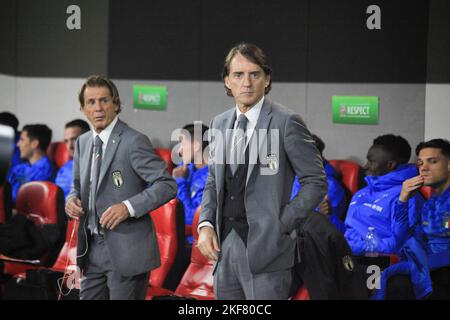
<box><xmin>54</xmin><ymin>159</ymin><xmax>73</xmax><ymax>198</ymax></box>
<box><xmin>291</xmin><ymin>161</ymin><xmax>346</xmax><ymax>233</ymax></box>
<box><xmin>344</xmin><ymin>164</ymin><xmax>425</xmax><ymax>255</ymax></box>
<box><xmin>374</xmin><ymin>186</ymin><xmax>450</xmax><ymax>299</ymax></box>
<box><xmin>8</xmin><ymin>156</ymin><xmax>54</xmax><ymax>203</ymax></box>
<box><xmin>176</xmin><ymin>163</ymin><xmax>208</xmax><ymax>244</ymax></box>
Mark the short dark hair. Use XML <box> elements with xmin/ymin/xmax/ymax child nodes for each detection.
<box><xmin>416</xmin><ymin>139</ymin><xmax>450</xmax><ymax>159</ymax></box>
<box><xmin>0</xmin><ymin>112</ymin><xmax>19</xmax><ymax>133</ymax></box>
<box><xmin>65</xmin><ymin>119</ymin><xmax>90</xmax><ymax>134</ymax></box>
<box><xmin>182</xmin><ymin>123</ymin><xmax>209</xmax><ymax>151</ymax></box>
<box><xmin>78</xmin><ymin>75</ymin><xmax>121</xmax><ymax>113</ymax></box>
<box><xmin>373</xmin><ymin>134</ymin><xmax>411</xmax><ymax>164</ymax></box>
<box><xmin>312</xmin><ymin>134</ymin><xmax>325</xmax><ymax>154</ymax></box>
<box><xmin>222</xmin><ymin>43</ymin><xmax>272</xmax><ymax>96</ymax></box>
<box><xmin>22</xmin><ymin>124</ymin><xmax>52</xmax><ymax>153</ymax></box>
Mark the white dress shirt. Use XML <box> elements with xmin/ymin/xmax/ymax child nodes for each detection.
<box><xmin>90</xmin><ymin>116</ymin><xmax>136</xmax><ymax>217</ymax></box>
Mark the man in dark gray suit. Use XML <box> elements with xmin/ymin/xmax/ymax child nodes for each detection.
<box><xmin>197</xmin><ymin>43</ymin><xmax>328</xmax><ymax>299</ymax></box>
<box><xmin>65</xmin><ymin>75</ymin><xmax>177</xmax><ymax>300</ymax></box>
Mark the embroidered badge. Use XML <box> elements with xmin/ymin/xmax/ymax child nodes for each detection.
<box><xmin>342</xmin><ymin>255</ymin><xmax>354</xmax><ymax>272</ymax></box>
<box><xmin>112</xmin><ymin>170</ymin><xmax>123</xmax><ymax>187</ymax></box>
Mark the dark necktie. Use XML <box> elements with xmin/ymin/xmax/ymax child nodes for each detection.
<box><xmin>230</xmin><ymin>114</ymin><xmax>248</xmax><ymax>175</ymax></box>
<box><xmin>89</xmin><ymin>135</ymin><xmax>103</xmax><ymax>233</ymax></box>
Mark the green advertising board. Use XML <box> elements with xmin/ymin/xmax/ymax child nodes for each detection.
<box><xmin>332</xmin><ymin>96</ymin><xmax>379</xmax><ymax>125</ymax></box>
<box><xmin>133</xmin><ymin>85</ymin><xmax>167</xmax><ymax>110</ymax></box>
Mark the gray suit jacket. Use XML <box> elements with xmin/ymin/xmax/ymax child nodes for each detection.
<box><xmin>68</xmin><ymin>119</ymin><xmax>177</xmax><ymax>276</ymax></box>
<box><xmin>200</xmin><ymin>98</ymin><xmax>328</xmax><ymax>274</ymax></box>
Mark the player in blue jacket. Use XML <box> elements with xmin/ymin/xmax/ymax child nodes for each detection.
<box><xmin>344</xmin><ymin>134</ymin><xmax>425</xmax><ymax>256</ymax></box>
<box><xmin>54</xmin><ymin>119</ymin><xmax>90</xmax><ymax>198</ymax></box>
<box><xmin>375</xmin><ymin>138</ymin><xmax>450</xmax><ymax>299</ymax></box>
<box><xmin>291</xmin><ymin>134</ymin><xmax>346</xmax><ymax>233</ymax></box>
<box><xmin>8</xmin><ymin>124</ymin><xmax>54</xmax><ymax>203</ymax></box>
<box><xmin>173</xmin><ymin>123</ymin><xmax>209</xmax><ymax>244</ymax></box>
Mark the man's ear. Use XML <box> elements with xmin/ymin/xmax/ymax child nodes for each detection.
<box><xmin>224</xmin><ymin>76</ymin><xmax>230</xmax><ymax>90</ymax></box>
<box><xmin>387</xmin><ymin>160</ymin><xmax>397</xmax><ymax>171</ymax></box>
<box><xmin>265</xmin><ymin>75</ymin><xmax>271</xmax><ymax>88</ymax></box>
<box><xmin>30</xmin><ymin>139</ymin><xmax>39</xmax><ymax>151</ymax></box>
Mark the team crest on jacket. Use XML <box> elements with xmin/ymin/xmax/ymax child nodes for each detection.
<box><xmin>342</xmin><ymin>255</ymin><xmax>354</xmax><ymax>272</ymax></box>
<box><xmin>112</xmin><ymin>170</ymin><xmax>123</xmax><ymax>187</ymax></box>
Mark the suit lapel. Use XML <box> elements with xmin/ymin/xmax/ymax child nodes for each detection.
<box><xmin>217</xmin><ymin>110</ymin><xmax>236</xmax><ymax>195</ymax></box>
<box><xmin>246</xmin><ymin>98</ymin><xmax>273</xmax><ymax>185</ymax></box>
<box><xmin>97</xmin><ymin>120</ymin><xmax>124</xmax><ymax>191</ymax></box>
<box><xmin>80</xmin><ymin>136</ymin><xmax>93</xmax><ymax>209</ymax></box>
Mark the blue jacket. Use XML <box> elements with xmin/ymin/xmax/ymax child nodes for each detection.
<box><xmin>291</xmin><ymin>161</ymin><xmax>346</xmax><ymax>233</ymax></box>
<box><xmin>54</xmin><ymin>159</ymin><xmax>73</xmax><ymax>198</ymax></box>
<box><xmin>373</xmin><ymin>186</ymin><xmax>450</xmax><ymax>300</ymax></box>
<box><xmin>176</xmin><ymin>163</ymin><xmax>208</xmax><ymax>243</ymax></box>
<box><xmin>344</xmin><ymin>164</ymin><xmax>425</xmax><ymax>255</ymax></box>
<box><xmin>8</xmin><ymin>156</ymin><xmax>54</xmax><ymax>203</ymax></box>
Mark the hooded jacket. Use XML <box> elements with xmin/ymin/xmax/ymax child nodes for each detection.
<box><xmin>344</xmin><ymin>164</ymin><xmax>425</xmax><ymax>255</ymax></box>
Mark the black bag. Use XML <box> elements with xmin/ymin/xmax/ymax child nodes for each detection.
<box><xmin>0</xmin><ymin>214</ymin><xmax>50</xmax><ymax>260</ymax></box>
<box><xmin>3</xmin><ymin>269</ymin><xmax>63</xmax><ymax>300</ymax></box>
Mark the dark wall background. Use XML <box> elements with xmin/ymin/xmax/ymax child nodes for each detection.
<box><xmin>0</xmin><ymin>0</ymin><xmax>17</xmax><ymax>75</ymax></box>
<box><xmin>1</xmin><ymin>0</ymin><xmax>448</xmax><ymax>83</ymax></box>
<box><xmin>108</xmin><ymin>0</ymin><xmax>430</xmax><ymax>83</ymax></box>
<box><xmin>0</xmin><ymin>0</ymin><xmax>109</xmax><ymax>77</ymax></box>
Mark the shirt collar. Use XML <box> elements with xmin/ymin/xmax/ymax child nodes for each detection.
<box><xmin>92</xmin><ymin>116</ymin><xmax>118</xmax><ymax>146</ymax></box>
<box><xmin>235</xmin><ymin>96</ymin><xmax>264</xmax><ymax>127</ymax></box>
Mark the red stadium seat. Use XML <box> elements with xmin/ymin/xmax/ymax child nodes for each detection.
<box><xmin>172</xmin><ymin>206</ymin><xmax>214</xmax><ymax>300</ymax></box>
<box><xmin>147</xmin><ymin>206</ymin><xmax>215</xmax><ymax>300</ymax></box>
<box><xmin>146</xmin><ymin>199</ymin><xmax>179</xmax><ymax>296</ymax></box>
<box><xmin>155</xmin><ymin>148</ymin><xmax>174</xmax><ymax>175</ymax></box>
<box><xmin>47</xmin><ymin>142</ymin><xmax>70</xmax><ymax>170</ymax></box>
<box><xmin>51</xmin><ymin>219</ymin><xmax>78</xmax><ymax>273</ymax></box>
<box><xmin>291</xmin><ymin>285</ymin><xmax>310</xmax><ymax>300</ymax></box>
<box><xmin>328</xmin><ymin>160</ymin><xmax>361</xmax><ymax>198</ymax></box>
<box><xmin>1</xmin><ymin>181</ymin><xmax>66</xmax><ymax>276</ymax></box>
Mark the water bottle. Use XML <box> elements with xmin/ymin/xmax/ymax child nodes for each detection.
<box><xmin>365</xmin><ymin>226</ymin><xmax>379</xmax><ymax>257</ymax></box>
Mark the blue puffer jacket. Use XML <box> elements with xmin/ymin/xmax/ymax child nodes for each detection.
<box><xmin>344</xmin><ymin>164</ymin><xmax>425</xmax><ymax>255</ymax></box>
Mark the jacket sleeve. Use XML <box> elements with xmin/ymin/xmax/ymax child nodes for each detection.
<box><xmin>127</xmin><ymin>134</ymin><xmax>177</xmax><ymax>218</ymax></box>
<box><xmin>199</xmin><ymin>119</ymin><xmax>218</xmax><ymax>227</ymax></box>
<box><xmin>280</xmin><ymin>113</ymin><xmax>328</xmax><ymax>232</ymax></box>
<box><xmin>388</xmin><ymin>195</ymin><xmax>425</xmax><ymax>251</ymax></box>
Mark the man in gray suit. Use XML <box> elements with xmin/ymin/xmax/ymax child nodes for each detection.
<box><xmin>197</xmin><ymin>43</ymin><xmax>328</xmax><ymax>300</ymax></box>
<box><xmin>65</xmin><ymin>75</ymin><xmax>177</xmax><ymax>300</ymax></box>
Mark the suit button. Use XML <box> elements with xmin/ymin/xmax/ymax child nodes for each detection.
<box><xmin>230</xmin><ymin>196</ymin><xmax>235</xmax><ymax>200</ymax></box>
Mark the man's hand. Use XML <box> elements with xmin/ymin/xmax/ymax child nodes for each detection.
<box><xmin>399</xmin><ymin>175</ymin><xmax>424</xmax><ymax>202</ymax></box>
<box><xmin>317</xmin><ymin>194</ymin><xmax>330</xmax><ymax>216</ymax></box>
<box><xmin>65</xmin><ymin>197</ymin><xmax>85</xmax><ymax>220</ymax></box>
<box><xmin>99</xmin><ymin>203</ymin><xmax>130</xmax><ymax>230</ymax></box>
<box><xmin>172</xmin><ymin>164</ymin><xmax>189</xmax><ymax>179</ymax></box>
<box><xmin>197</xmin><ymin>226</ymin><xmax>220</xmax><ymax>261</ymax></box>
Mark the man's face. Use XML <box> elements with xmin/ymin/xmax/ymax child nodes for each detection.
<box><xmin>178</xmin><ymin>133</ymin><xmax>194</xmax><ymax>164</ymax></box>
<box><xmin>417</xmin><ymin>148</ymin><xmax>450</xmax><ymax>188</ymax></box>
<box><xmin>64</xmin><ymin>126</ymin><xmax>84</xmax><ymax>158</ymax></box>
<box><xmin>82</xmin><ymin>86</ymin><xmax>118</xmax><ymax>133</ymax></box>
<box><xmin>224</xmin><ymin>53</ymin><xmax>270</xmax><ymax>110</ymax></box>
<box><xmin>17</xmin><ymin>130</ymin><xmax>36</xmax><ymax>160</ymax></box>
<box><xmin>364</xmin><ymin>145</ymin><xmax>394</xmax><ymax>177</ymax></box>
